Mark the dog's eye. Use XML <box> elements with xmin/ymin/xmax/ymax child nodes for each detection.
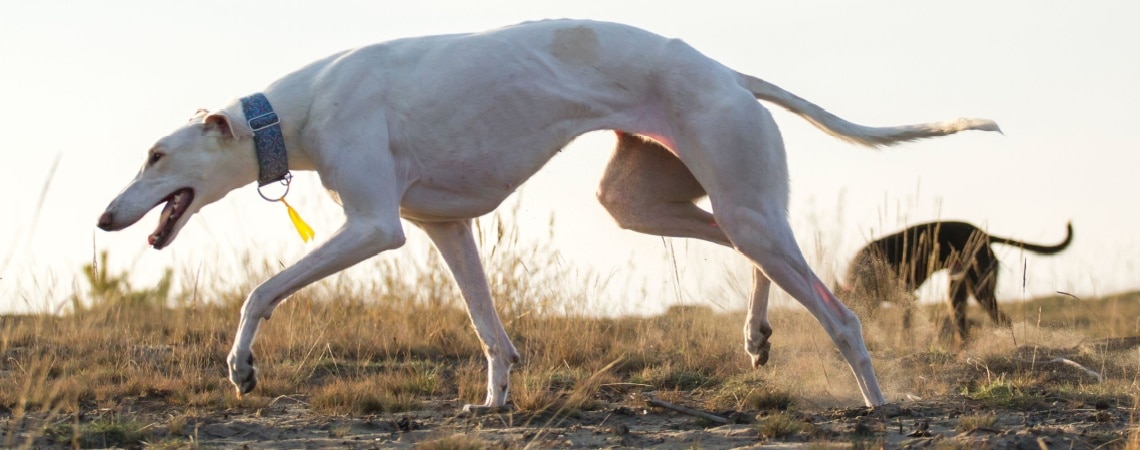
<box><xmin>148</xmin><ymin>152</ymin><xmax>164</xmax><ymax>166</ymax></box>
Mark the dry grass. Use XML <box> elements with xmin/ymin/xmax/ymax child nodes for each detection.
<box><xmin>756</xmin><ymin>411</ymin><xmax>810</xmax><ymax>439</ymax></box>
<box><xmin>2</xmin><ymin>208</ymin><xmax>1140</xmax><ymax>447</ymax></box>
<box><xmin>955</xmin><ymin>413</ymin><xmax>997</xmax><ymax>433</ymax></box>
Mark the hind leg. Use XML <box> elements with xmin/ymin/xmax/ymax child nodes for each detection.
<box><xmin>744</xmin><ymin>273</ymin><xmax>774</xmax><ymax>366</ymax></box>
<box><xmin>970</xmin><ymin>257</ymin><xmax>1011</xmax><ymax>328</ymax></box>
<box><xmin>716</xmin><ymin>204</ymin><xmax>884</xmax><ymax>405</ymax></box>
<box><xmin>670</xmin><ymin>99</ymin><xmax>883</xmax><ymax>406</ymax></box>
<box><xmin>597</xmin><ymin>132</ymin><xmax>730</xmax><ymax>246</ymax></box>
<box><xmin>597</xmin><ymin>132</ymin><xmax>773</xmax><ymax>367</ymax></box>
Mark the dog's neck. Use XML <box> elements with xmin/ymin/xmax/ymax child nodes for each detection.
<box><xmin>240</xmin><ymin>93</ymin><xmax>290</xmax><ymax>187</ymax></box>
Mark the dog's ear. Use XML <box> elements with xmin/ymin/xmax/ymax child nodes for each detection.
<box><xmin>203</xmin><ymin>111</ymin><xmax>254</xmax><ymax>139</ymax></box>
<box><xmin>190</xmin><ymin>108</ymin><xmax>210</xmax><ymax>121</ymax></box>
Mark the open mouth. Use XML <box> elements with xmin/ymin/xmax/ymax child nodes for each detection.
<box><xmin>148</xmin><ymin>188</ymin><xmax>195</xmax><ymax>249</ymax></box>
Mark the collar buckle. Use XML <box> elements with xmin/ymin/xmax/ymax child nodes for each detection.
<box><xmin>247</xmin><ymin>111</ymin><xmax>280</xmax><ymax>133</ymax></box>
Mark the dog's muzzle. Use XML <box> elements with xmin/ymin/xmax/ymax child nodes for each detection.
<box><xmin>96</xmin><ymin>211</ymin><xmax>117</xmax><ymax>231</ymax></box>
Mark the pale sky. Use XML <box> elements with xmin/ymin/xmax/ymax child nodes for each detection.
<box><xmin>2</xmin><ymin>1</ymin><xmax>1137</xmax><ymax>315</ymax></box>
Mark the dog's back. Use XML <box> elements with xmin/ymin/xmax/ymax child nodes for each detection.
<box><xmin>847</xmin><ymin>221</ymin><xmax>981</xmax><ymax>294</ymax></box>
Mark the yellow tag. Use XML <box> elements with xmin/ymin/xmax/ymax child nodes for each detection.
<box><xmin>280</xmin><ymin>198</ymin><xmax>315</xmax><ymax>242</ymax></box>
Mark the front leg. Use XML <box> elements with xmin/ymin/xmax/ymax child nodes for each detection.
<box><xmin>414</xmin><ymin>220</ymin><xmax>520</xmax><ymax>413</ymax></box>
<box><xmin>947</xmin><ymin>278</ymin><xmax>971</xmax><ymax>343</ymax></box>
<box><xmin>228</xmin><ymin>217</ymin><xmax>406</xmax><ymax>395</ymax></box>
<box><xmin>228</xmin><ymin>130</ymin><xmax>408</xmax><ymax>397</ymax></box>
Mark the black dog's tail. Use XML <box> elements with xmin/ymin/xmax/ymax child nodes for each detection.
<box><xmin>988</xmin><ymin>222</ymin><xmax>1074</xmax><ymax>254</ymax></box>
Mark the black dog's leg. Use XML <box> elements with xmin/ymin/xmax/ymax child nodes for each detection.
<box><xmin>948</xmin><ymin>278</ymin><xmax>971</xmax><ymax>342</ymax></box>
<box><xmin>971</xmin><ymin>261</ymin><xmax>1011</xmax><ymax>327</ymax></box>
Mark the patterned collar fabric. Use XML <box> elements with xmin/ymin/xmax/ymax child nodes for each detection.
<box><xmin>240</xmin><ymin>93</ymin><xmax>290</xmax><ymax>187</ymax></box>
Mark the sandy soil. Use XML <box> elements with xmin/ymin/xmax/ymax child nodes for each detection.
<box><xmin>6</xmin><ymin>388</ymin><xmax>1132</xmax><ymax>449</ymax></box>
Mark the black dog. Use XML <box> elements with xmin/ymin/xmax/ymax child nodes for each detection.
<box><xmin>841</xmin><ymin>221</ymin><xmax>1073</xmax><ymax>341</ymax></box>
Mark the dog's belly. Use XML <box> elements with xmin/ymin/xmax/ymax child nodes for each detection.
<box><xmin>398</xmin><ymin>187</ymin><xmax>514</xmax><ymax>222</ymax></box>
<box><xmin>396</xmin><ymin>134</ymin><xmax>580</xmax><ymax>221</ymax></box>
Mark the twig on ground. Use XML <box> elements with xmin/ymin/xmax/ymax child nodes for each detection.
<box><xmin>267</xmin><ymin>395</ymin><xmax>310</xmax><ymax>408</ymax></box>
<box><xmin>1016</xmin><ymin>357</ymin><xmax>1103</xmax><ymax>383</ymax></box>
<box><xmin>643</xmin><ymin>395</ymin><xmax>729</xmax><ymax>424</ymax></box>
<box><xmin>599</xmin><ymin>383</ymin><xmax>655</xmax><ymax>388</ymax></box>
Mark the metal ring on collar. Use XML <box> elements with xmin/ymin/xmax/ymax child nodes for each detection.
<box><xmin>257</xmin><ymin>173</ymin><xmax>293</xmax><ymax>202</ymax></box>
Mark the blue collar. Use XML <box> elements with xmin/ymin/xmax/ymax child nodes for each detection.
<box><xmin>240</xmin><ymin>93</ymin><xmax>290</xmax><ymax>188</ymax></box>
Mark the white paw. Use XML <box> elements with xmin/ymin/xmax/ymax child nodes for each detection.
<box><xmin>227</xmin><ymin>350</ymin><xmax>258</xmax><ymax>396</ymax></box>
<box><xmin>461</xmin><ymin>403</ymin><xmax>510</xmax><ymax>415</ymax></box>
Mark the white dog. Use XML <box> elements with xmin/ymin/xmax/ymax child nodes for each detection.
<box><xmin>97</xmin><ymin>19</ymin><xmax>999</xmax><ymax>411</ymax></box>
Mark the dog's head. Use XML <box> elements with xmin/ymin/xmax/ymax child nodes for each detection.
<box><xmin>841</xmin><ymin>248</ymin><xmax>917</xmax><ymax>315</ymax></box>
<box><xmin>96</xmin><ymin>109</ymin><xmax>256</xmax><ymax>249</ymax></box>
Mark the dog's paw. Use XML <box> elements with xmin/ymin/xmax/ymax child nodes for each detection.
<box><xmin>461</xmin><ymin>403</ymin><xmax>511</xmax><ymax>416</ymax></box>
<box><xmin>745</xmin><ymin>323</ymin><xmax>773</xmax><ymax>367</ymax></box>
<box><xmin>227</xmin><ymin>350</ymin><xmax>258</xmax><ymax>397</ymax></box>
<box><xmin>748</xmin><ymin>340</ymin><xmax>771</xmax><ymax>367</ymax></box>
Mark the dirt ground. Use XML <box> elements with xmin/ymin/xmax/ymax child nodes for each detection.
<box><xmin>5</xmin><ymin>386</ymin><xmax>1134</xmax><ymax>449</ymax></box>
<box><xmin>4</xmin><ymin>295</ymin><xmax>1140</xmax><ymax>448</ymax></box>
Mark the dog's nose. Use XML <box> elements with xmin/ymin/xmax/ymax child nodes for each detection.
<box><xmin>97</xmin><ymin>211</ymin><xmax>114</xmax><ymax>231</ymax></box>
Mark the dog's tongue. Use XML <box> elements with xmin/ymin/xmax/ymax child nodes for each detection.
<box><xmin>148</xmin><ymin>200</ymin><xmax>177</xmax><ymax>246</ymax></box>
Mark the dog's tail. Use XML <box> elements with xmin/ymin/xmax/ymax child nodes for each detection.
<box><xmin>736</xmin><ymin>73</ymin><xmax>1002</xmax><ymax>148</ymax></box>
<box><xmin>988</xmin><ymin>222</ymin><xmax>1074</xmax><ymax>254</ymax></box>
